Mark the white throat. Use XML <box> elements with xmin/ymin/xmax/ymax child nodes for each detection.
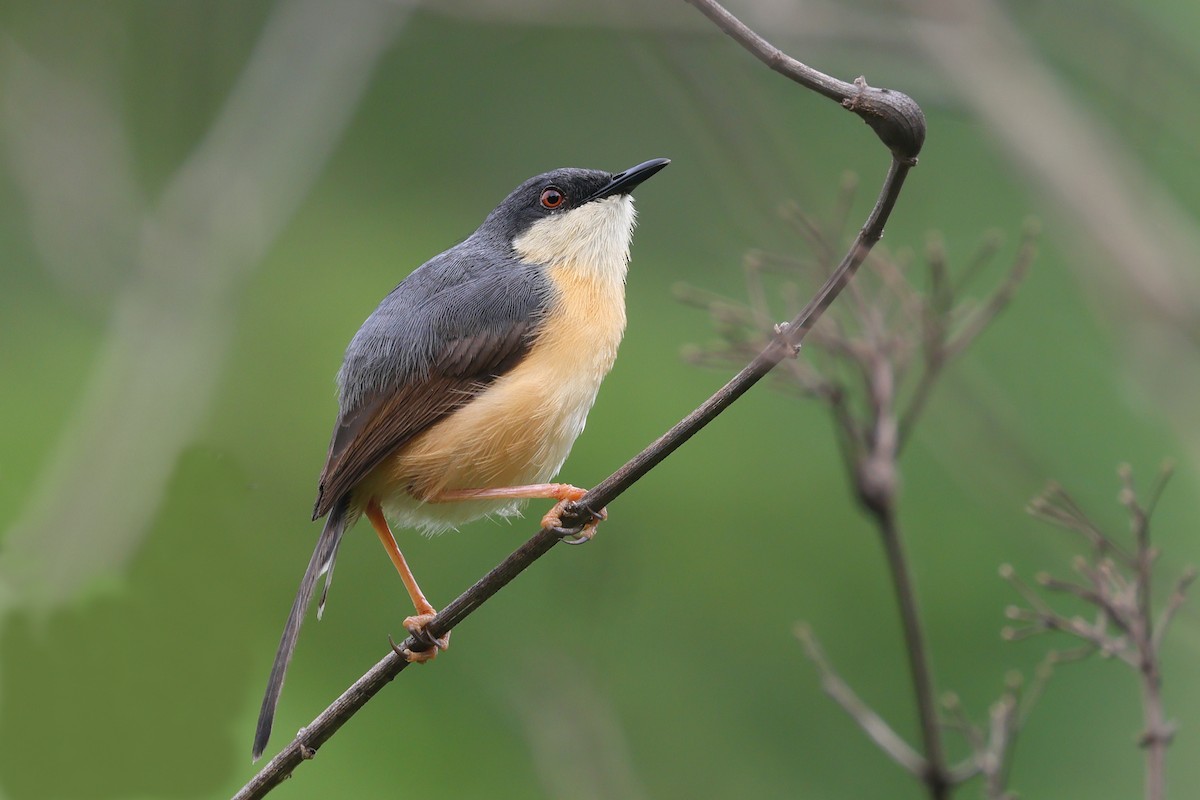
<box><xmin>512</xmin><ymin>195</ymin><xmax>636</xmax><ymax>283</ymax></box>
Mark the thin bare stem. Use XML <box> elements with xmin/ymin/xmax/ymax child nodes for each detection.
<box><xmin>1152</xmin><ymin>566</ymin><xmax>1197</xmax><ymax>653</ymax></box>
<box><xmin>897</xmin><ymin>228</ymin><xmax>1034</xmax><ymax>449</ymax></box>
<box><xmin>941</xmin><ymin>232</ymin><xmax>1034</xmax><ymax>361</ymax></box>
<box><xmin>1028</xmin><ymin>485</ymin><xmax>1135</xmax><ymax>565</ymax></box>
<box><xmin>796</xmin><ymin>624</ymin><xmax>927</xmax><ymax>777</ymax></box>
<box><xmin>234</xmin><ymin>529</ymin><xmax>561</xmax><ymax>799</ymax></box>
<box><xmin>1011</xmin><ymin>465</ymin><xmax>1192</xmax><ymax>800</ymax></box>
<box><xmin>875</xmin><ymin>503</ymin><xmax>951</xmax><ymax>798</ymax></box>
<box><xmin>683</xmin><ymin>0</ymin><xmax>925</xmax><ymax>162</ymax></box>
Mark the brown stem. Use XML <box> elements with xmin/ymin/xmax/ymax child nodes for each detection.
<box><xmin>1140</xmin><ymin>660</ymin><xmax>1167</xmax><ymax>800</ymax></box>
<box><xmin>682</xmin><ymin>0</ymin><xmax>925</xmax><ymax>162</ymax></box>
<box><xmin>857</xmin><ymin>353</ymin><xmax>950</xmax><ymax>799</ymax></box>
<box><xmin>877</xmin><ymin>503</ymin><xmax>951</xmax><ymax>799</ymax></box>
<box><xmin>1136</xmin><ymin>543</ymin><xmax>1166</xmax><ymax>799</ymax></box>
<box><xmin>796</xmin><ymin>624</ymin><xmax>928</xmax><ymax>777</ymax></box>
<box><xmin>1122</xmin><ymin>467</ymin><xmax>1169</xmax><ymax>800</ymax></box>
<box><xmin>233</xmin><ymin>529</ymin><xmax>561</xmax><ymax>800</ymax></box>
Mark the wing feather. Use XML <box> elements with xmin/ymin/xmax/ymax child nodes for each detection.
<box><xmin>311</xmin><ymin>318</ymin><xmax>538</xmax><ymax>519</ymax></box>
<box><xmin>311</xmin><ymin>236</ymin><xmax>552</xmax><ymax>519</ymax></box>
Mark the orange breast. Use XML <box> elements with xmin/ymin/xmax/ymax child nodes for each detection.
<box><xmin>358</xmin><ymin>260</ymin><xmax>626</xmax><ymax>533</ymax></box>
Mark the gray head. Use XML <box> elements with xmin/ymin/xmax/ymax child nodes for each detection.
<box><xmin>473</xmin><ymin>158</ymin><xmax>669</xmax><ymax>275</ymax></box>
<box><xmin>477</xmin><ymin>158</ymin><xmax>668</xmax><ymax>247</ymax></box>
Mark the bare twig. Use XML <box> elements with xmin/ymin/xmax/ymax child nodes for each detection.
<box><xmin>674</xmin><ymin>62</ymin><xmax>1035</xmax><ymax>800</ymax></box>
<box><xmin>942</xmin><ymin>654</ymin><xmax>1055</xmax><ymax>800</ymax></box>
<box><xmin>683</xmin><ymin>0</ymin><xmax>925</xmax><ymax>162</ymax></box>
<box><xmin>982</xmin><ymin>660</ymin><xmax>1054</xmax><ymax>799</ymax></box>
<box><xmin>898</xmin><ymin>224</ymin><xmax>1036</xmax><ymax>447</ymax></box>
<box><xmin>681</xmin><ymin>161</ymin><xmax>1036</xmax><ymax>800</ymax></box>
<box><xmin>1006</xmin><ymin>463</ymin><xmax>1191</xmax><ymax>800</ymax></box>
<box><xmin>235</xmin><ymin>530</ymin><xmax>560</xmax><ymax>800</ymax></box>
<box><xmin>1152</xmin><ymin>566</ymin><xmax>1197</xmax><ymax>654</ymax></box>
<box><xmin>795</xmin><ymin>624</ymin><xmax>927</xmax><ymax>778</ymax></box>
<box><xmin>702</xmin><ymin>245</ymin><xmax>1035</xmax><ymax>799</ymax></box>
<box><xmin>1027</xmin><ymin>484</ymin><xmax>1135</xmax><ymax>565</ymax></box>
<box><xmin>234</xmin><ymin>2</ymin><xmax>925</xmax><ymax>796</ymax></box>
<box><xmin>873</xmin><ymin>499</ymin><xmax>950</xmax><ymax>796</ymax></box>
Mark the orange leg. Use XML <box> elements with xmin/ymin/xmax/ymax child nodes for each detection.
<box><xmin>430</xmin><ymin>482</ymin><xmax>587</xmax><ymax>504</ymax></box>
<box><xmin>365</xmin><ymin>498</ymin><xmax>449</xmax><ymax>662</ymax></box>
<box><xmin>430</xmin><ymin>483</ymin><xmax>606</xmax><ymax>544</ymax></box>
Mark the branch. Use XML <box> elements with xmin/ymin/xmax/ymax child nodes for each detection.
<box><xmin>898</xmin><ymin>224</ymin><xmax>1036</xmax><ymax>448</ymax></box>
<box><xmin>1007</xmin><ymin>464</ymin><xmax>1191</xmax><ymax>800</ymax></box>
<box><xmin>874</xmin><ymin>500</ymin><xmax>951</xmax><ymax>797</ymax></box>
<box><xmin>796</xmin><ymin>624</ymin><xmax>927</xmax><ymax>778</ymax></box>
<box><xmin>682</xmin><ymin>0</ymin><xmax>925</xmax><ymax>163</ymax></box>
<box><xmin>234</xmin><ymin>530</ymin><xmax>560</xmax><ymax>800</ymax></box>
<box><xmin>236</xmin><ymin>2</ymin><xmax>925</xmax><ymax>795</ymax></box>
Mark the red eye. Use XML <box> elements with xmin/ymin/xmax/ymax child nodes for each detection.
<box><xmin>540</xmin><ymin>187</ymin><xmax>565</xmax><ymax>209</ymax></box>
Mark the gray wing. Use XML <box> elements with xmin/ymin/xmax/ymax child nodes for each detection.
<box><xmin>312</xmin><ymin>241</ymin><xmax>552</xmax><ymax>519</ymax></box>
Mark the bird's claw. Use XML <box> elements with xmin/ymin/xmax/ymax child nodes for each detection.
<box><xmin>543</xmin><ymin>501</ymin><xmax>607</xmax><ymax>545</ymax></box>
<box><xmin>388</xmin><ymin>613</ymin><xmax>450</xmax><ymax>663</ymax></box>
<box><xmin>558</xmin><ymin>528</ymin><xmax>594</xmax><ymax>545</ymax></box>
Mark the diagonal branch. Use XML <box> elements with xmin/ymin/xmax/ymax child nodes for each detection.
<box><xmin>682</xmin><ymin>0</ymin><xmax>925</xmax><ymax>162</ymax></box>
<box><xmin>234</xmin><ymin>530</ymin><xmax>560</xmax><ymax>800</ymax></box>
<box><xmin>796</xmin><ymin>624</ymin><xmax>927</xmax><ymax>778</ymax></box>
<box><xmin>235</xmin><ymin>2</ymin><xmax>925</xmax><ymax>796</ymax></box>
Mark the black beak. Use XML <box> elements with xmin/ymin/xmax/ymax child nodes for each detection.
<box><xmin>585</xmin><ymin>158</ymin><xmax>671</xmax><ymax>203</ymax></box>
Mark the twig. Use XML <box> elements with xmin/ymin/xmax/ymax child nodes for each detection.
<box><xmin>682</xmin><ymin>0</ymin><xmax>925</xmax><ymax>162</ymax></box>
<box><xmin>897</xmin><ymin>225</ymin><xmax>1035</xmax><ymax>448</ymax></box>
<box><xmin>234</xmin><ymin>530</ymin><xmax>561</xmax><ymax>800</ymax></box>
<box><xmin>873</xmin><ymin>493</ymin><xmax>951</xmax><ymax>797</ymax></box>
<box><xmin>1152</xmin><ymin>566</ymin><xmax>1197</xmax><ymax>654</ymax></box>
<box><xmin>1007</xmin><ymin>464</ymin><xmax>1191</xmax><ymax>800</ymax></box>
<box><xmin>681</xmin><ymin>184</ymin><xmax>1033</xmax><ymax>800</ymax></box>
<box><xmin>795</xmin><ymin>624</ymin><xmax>927</xmax><ymax>778</ymax></box>
<box><xmin>234</xmin><ymin>2</ymin><xmax>926</xmax><ymax>796</ymax></box>
<box><xmin>942</xmin><ymin>654</ymin><xmax>1055</xmax><ymax>800</ymax></box>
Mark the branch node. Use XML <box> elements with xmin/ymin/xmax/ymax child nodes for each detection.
<box><xmin>773</xmin><ymin>321</ymin><xmax>802</xmax><ymax>355</ymax></box>
<box><xmin>840</xmin><ymin>76</ymin><xmax>925</xmax><ymax>163</ymax></box>
<box><xmin>1138</xmin><ymin>721</ymin><xmax>1177</xmax><ymax>749</ymax></box>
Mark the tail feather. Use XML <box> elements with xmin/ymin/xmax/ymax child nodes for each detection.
<box><xmin>316</xmin><ymin>532</ymin><xmax>343</xmax><ymax>621</ymax></box>
<box><xmin>252</xmin><ymin>495</ymin><xmax>353</xmax><ymax>761</ymax></box>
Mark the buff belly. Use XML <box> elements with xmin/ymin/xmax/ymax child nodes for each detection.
<box><xmin>356</xmin><ymin>261</ymin><xmax>627</xmax><ymax>534</ymax></box>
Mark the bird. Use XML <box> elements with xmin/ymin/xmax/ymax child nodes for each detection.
<box><xmin>252</xmin><ymin>157</ymin><xmax>670</xmax><ymax>760</ymax></box>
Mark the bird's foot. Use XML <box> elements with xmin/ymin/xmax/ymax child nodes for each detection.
<box><xmin>389</xmin><ymin>613</ymin><xmax>451</xmax><ymax>663</ymax></box>
<box><xmin>543</xmin><ymin>501</ymin><xmax>607</xmax><ymax>545</ymax></box>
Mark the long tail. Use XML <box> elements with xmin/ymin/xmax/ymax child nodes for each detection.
<box><xmin>252</xmin><ymin>494</ymin><xmax>353</xmax><ymax>761</ymax></box>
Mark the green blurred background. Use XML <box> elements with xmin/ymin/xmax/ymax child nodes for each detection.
<box><xmin>2</xmin><ymin>1</ymin><xmax>1198</xmax><ymax>798</ymax></box>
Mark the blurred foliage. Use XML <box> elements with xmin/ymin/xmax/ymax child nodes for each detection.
<box><xmin>1</xmin><ymin>2</ymin><xmax>1198</xmax><ymax>799</ymax></box>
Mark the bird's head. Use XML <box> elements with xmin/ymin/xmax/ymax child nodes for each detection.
<box><xmin>481</xmin><ymin>159</ymin><xmax>669</xmax><ymax>275</ymax></box>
